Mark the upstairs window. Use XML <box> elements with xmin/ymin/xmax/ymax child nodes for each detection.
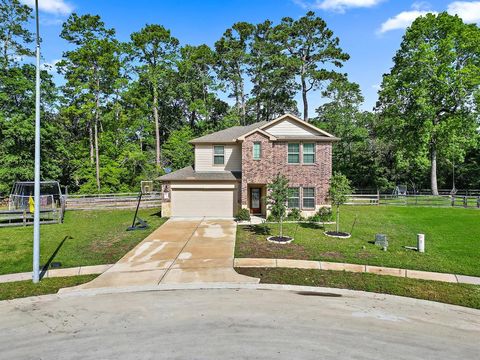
<box><xmin>213</xmin><ymin>145</ymin><xmax>225</xmax><ymax>165</ymax></box>
<box><xmin>287</xmin><ymin>143</ymin><xmax>300</xmax><ymax>164</ymax></box>
<box><xmin>253</xmin><ymin>142</ymin><xmax>261</xmax><ymax>160</ymax></box>
<box><xmin>302</xmin><ymin>187</ymin><xmax>315</xmax><ymax>209</ymax></box>
<box><xmin>288</xmin><ymin>188</ymin><xmax>300</xmax><ymax>208</ymax></box>
<box><xmin>303</xmin><ymin>143</ymin><xmax>315</xmax><ymax>164</ymax></box>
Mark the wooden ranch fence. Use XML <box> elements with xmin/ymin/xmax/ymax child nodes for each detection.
<box><xmin>346</xmin><ymin>193</ymin><xmax>480</xmax><ymax>209</ymax></box>
<box><xmin>65</xmin><ymin>192</ymin><xmax>162</xmax><ymax>210</ymax></box>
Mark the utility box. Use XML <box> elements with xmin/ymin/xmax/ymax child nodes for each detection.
<box><xmin>375</xmin><ymin>234</ymin><xmax>388</xmax><ymax>248</ymax></box>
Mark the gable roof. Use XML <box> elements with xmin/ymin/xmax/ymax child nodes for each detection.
<box><xmin>259</xmin><ymin>113</ymin><xmax>335</xmax><ymax>138</ymax></box>
<box><xmin>189</xmin><ymin>121</ymin><xmax>268</xmax><ymax>144</ymax></box>
<box><xmin>189</xmin><ymin>114</ymin><xmax>337</xmax><ymax>144</ymax></box>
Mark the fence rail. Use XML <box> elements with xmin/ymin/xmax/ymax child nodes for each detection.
<box><xmin>346</xmin><ymin>193</ymin><xmax>480</xmax><ymax>209</ymax></box>
<box><xmin>65</xmin><ymin>192</ymin><xmax>162</xmax><ymax>210</ymax></box>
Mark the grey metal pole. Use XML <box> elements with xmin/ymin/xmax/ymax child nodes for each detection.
<box><xmin>32</xmin><ymin>0</ymin><xmax>41</xmax><ymax>283</ymax></box>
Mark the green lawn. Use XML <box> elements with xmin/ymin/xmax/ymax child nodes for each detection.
<box><xmin>235</xmin><ymin>206</ymin><xmax>480</xmax><ymax>276</ymax></box>
<box><xmin>0</xmin><ymin>208</ymin><xmax>166</xmax><ymax>275</ymax></box>
<box><xmin>237</xmin><ymin>268</ymin><xmax>480</xmax><ymax>310</ymax></box>
<box><xmin>0</xmin><ymin>275</ymin><xmax>97</xmax><ymax>301</ymax></box>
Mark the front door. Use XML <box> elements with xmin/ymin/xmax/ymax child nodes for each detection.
<box><xmin>250</xmin><ymin>188</ymin><xmax>261</xmax><ymax>214</ymax></box>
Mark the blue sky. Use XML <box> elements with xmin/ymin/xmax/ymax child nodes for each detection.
<box><xmin>22</xmin><ymin>0</ymin><xmax>480</xmax><ymax>111</ymax></box>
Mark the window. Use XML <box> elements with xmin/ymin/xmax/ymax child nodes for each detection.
<box><xmin>288</xmin><ymin>188</ymin><xmax>300</xmax><ymax>208</ymax></box>
<box><xmin>213</xmin><ymin>145</ymin><xmax>225</xmax><ymax>165</ymax></box>
<box><xmin>253</xmin><ymin>142</ymin><xmax>261</xmax><ymax>160</ymax></box>
<box><xmin>303</xmin><ymin>143</ymin><xmax>315</xmax><ymax>164</ymax></box>
<box><xmin>302</xmin><ymin>187</ymin><xmax>315</xmax><ymax>209</ymax></box>
<box><xmin>287</xmin><ymin>143</ymin><xmax>300</xmax><ymax>164</ymax></box>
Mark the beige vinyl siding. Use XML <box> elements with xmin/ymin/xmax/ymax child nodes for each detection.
<box><xmin>263</xmin><ymin>118</ymin><xmax>318</xmax><ymax>136</ymax></box>
<box><xmin>171</xmin><ymin>186</ymin><xmax>236</xmax><ymax>217</ymax></box>
<box><xmin>194</xmin><ymin>144</ymin><xmax>241</xmax><ymax>172</ymax></box>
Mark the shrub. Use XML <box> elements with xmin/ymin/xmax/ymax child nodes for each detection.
<box><xmin>308</xmin><ymin>208</ymin><xmax>333</xmax><ymax>223</ymax></box>
<box><xmin>236</xmin><ymin>208</ymin><xmax>251</xmax><ymax>221</ymax></box>
<box><xmin>317</xmin><ymin>207</ymin><xmax>333</xmax><ymax>222</ymax></box>
<box><xmin>266</xmin><ymin>214</ymin><xmax>277</xmax><ymax>222</ymax></box>
<box><xmin>287</xmin><ymin>208</ymin><xmax>303</xmax><ymax>221</ymax></box>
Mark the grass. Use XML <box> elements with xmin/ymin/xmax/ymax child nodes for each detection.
<box><xmin>237</xmin><ymin>268</ymin><xmax>480</xmax><ymax>310</ymax></box>
<box><xmin>0</xmin><ymin>275</ymin><xmax>97</xmax><ymax>301</ymax></box>
<box><xmin>0</xmin><ymin>208</ymin><xmax>166</xmax><ymax>275</ymax></box>
<box><xmin>235</xmin><ymin>206</ymin><xmax>480</xmax><ymax>276</ymax></box>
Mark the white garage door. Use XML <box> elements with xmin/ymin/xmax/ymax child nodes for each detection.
<box><xmin>171</xmin><ymin>189</ymin><xmax>234</xmax><ymax>217</ymax></box>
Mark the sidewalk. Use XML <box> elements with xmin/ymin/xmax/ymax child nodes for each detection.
<box><xmin>0</xmin><ymin>264</ymin><xmax>113</xmax><ymax>284</ymax></box>
<box><xmin>234</xmin><ymin>258</ymin><xmax>480</xmax><ymax>285</ymax></box>
<box><xmin>3</xmin><ymin>258</ymin><xmax>479</xmax><ymax>286</ymax></box>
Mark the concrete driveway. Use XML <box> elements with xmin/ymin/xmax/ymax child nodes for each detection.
<box><xmin>74</xmin><ymin>218</ymin><xmax>258</xmax><ymax>289</ymax></box>
<box><xmin>2</xmin><ymin>287</ymin><xmax>479</xmax><ymax>359</ymax></box>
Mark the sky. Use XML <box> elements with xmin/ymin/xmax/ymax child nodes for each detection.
<box><xmin>21</xmin><ymin>0</ymin><xmax>480</xmax><ymax>112</ymax></box>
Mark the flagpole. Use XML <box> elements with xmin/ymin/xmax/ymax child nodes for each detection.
<box><xmin>33</xmin><ymin>0</ymin><xmax>41</xmax><ymax>283</ymax></box>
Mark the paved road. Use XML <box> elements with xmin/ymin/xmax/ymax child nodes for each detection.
<box><xmin>1</xmin><ymin>287</ymin><xmax>479</xmax><ymax>359</ymax></box>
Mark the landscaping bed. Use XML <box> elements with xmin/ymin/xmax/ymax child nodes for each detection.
<box><xmin>236</xmin><ymin>268</ymin><xmax>480</xmax><ymax>310</ymax></box>
<box><xmin>0</xmin><ymin>209</ymin><xmax>166</xmax><ymax>275</ymax></box>
<box><xmin>235</xmin><ymin>206</ymin><xmax>480</xmax><ymax>277</ymax></box>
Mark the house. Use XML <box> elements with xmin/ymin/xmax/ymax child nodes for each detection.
<box><xmin>158</xmin><ymin>113</ymin><xmax>339</xmax><ymax>218</ymax></box>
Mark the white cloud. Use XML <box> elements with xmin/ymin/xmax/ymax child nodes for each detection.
<box><xmin>293</xmin><ymin>0</ymin><xmax>384</xmax><ymax>12</ymax></box>
<box><xmin>20</xmin><ymin>0</ymin><xmax>73</xmax><ymax>15</ymax></box>
<box><xmin>447</xmin><ymin>1</ymin><xmax>480</xmax><ymax>23</ymax></box>
<box><xmin>40</xmin><ymin>59</ymin><xmax>61</xmax><ymax>73</ymax></box>
<box><xmin>378</xmin><ymin>10</ymin><xmax>437</xmax><ymax>33</ymax></box>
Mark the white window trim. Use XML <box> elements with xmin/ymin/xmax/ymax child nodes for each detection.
<box><xmin>303</xmin><ymin>143</ymin><xmax>316</xmax><ymax>164</ymax></box>
<box><xmin>213</xmin><ymin>145</ymin><xmax>225</xmax><ymax>165</ymax></box>
<box><xmin>288</xmin><ymin>187</ymin><xmax>300</xmax><ymax>209</ymax></box>
<box><xmin>287</xmin><ymin>143</ymin><xmax>300</xmax><ymax>164</ymax></box>
<box><xmin>253</xmin><ymin>142</ymin><xmax>261</xmax><ymax>160</ymax></box>
<box><xmin>302</xmin><ymin>187</ymin><xmax>315</xmax><ymax>209</ymax></box>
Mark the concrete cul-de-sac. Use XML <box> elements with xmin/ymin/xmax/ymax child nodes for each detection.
<box><xmin>71</xmin><ymin>218</ymin><xmax>258</xmax><ymax>290</ymax></box>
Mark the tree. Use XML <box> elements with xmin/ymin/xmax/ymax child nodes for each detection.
<box><xmin>177</xmin><ymin>44</ymin><xmax>227</xmax><ymax>128</ymax></box>
<box><xmin>0</xmin><ymin>0</ymin><xmax>33</xmax><ymax>67</ymax></box>
<box><xmin>276</xmin><ymin>11</ymin><xmax>349</xmax><ymax>121</ymax></box>
<box><xmin>162</xmin><ymin>126</ymin><xmax>194</xmax><ymax>170</ymax></box>
<box><xmin>129</xmin><ymin>24</ymin><xmax>179</xmax><ymax>168</ymax></box>
<box><xmin>248</xmin><ymin>20</ymin><xmax>298</xmax><ymax>122</ymax></box>
<box><xmin>266</xmin><ymin>174</ymin><xmax>289</xmax><ymax>238</ymax></box>
<box><xmin>376</xmin><ymin>13</ymin><xmax>480</xmax><ymax>195</ymax></box>
<box><xmin>315</xmin><ymin>79</ymin><xmax>382</xmax><ymax>188</ymax></box>
<box><xmin>214</xmin><ymin>22</ymin><xmax>254</xmax><ymax>123</ymax></box>
<box><xmin>328</xmin><ymin>173</ymin><xmax>352</xmax><ymax>233</ymax></box>
<box><xmin>58</xmin><ymin>13</ymin><xmax>120</xmax><ymax>191</ymax></box>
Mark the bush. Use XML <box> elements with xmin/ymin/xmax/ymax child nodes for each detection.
<box><xmin>266</xmin><ymin>214</ymin><xmax>278</xmax><ymax>222</ymax></box>
<box><xmin>236</xmin><ymin>208</ymin><xmax>251</xmax><ymax>221</ymax></box>
<box><xmin>287</xmin><ymin>208</ymin><xmax>303</xmax><ymax>221</ymax></box>
<box><xmin>308</xmin><ymin>207</ymin><xmax>333</xmax><ymax>223</ymax></box>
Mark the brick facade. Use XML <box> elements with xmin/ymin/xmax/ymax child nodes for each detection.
<box><xmin>241</xmin><ymin>132</ymin><xmax>332</xmax><ymax>212</ymax></box>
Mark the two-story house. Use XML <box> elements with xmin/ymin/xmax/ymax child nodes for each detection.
<box><xmin>158</xmin><ymin>113</ymin><xmax>338</xmax><ymax>218</ymax></box>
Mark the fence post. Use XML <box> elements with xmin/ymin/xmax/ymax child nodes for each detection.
<box><xmin>477</xmin><ymin>196</ymin><xmax>480</xmax><ymax>209</ymax></box>
<box><xmin>377</xmin><ymin>189</ymin><xmax>380</xmax><ymax>205</ymax></box>
<box><xmin>464</xmin><ymin>196</ymin><xmax>468</xmax><ymax>208</ymax></box>
<box><xmin>451</xmin><ymin>196</ymin><xmax>455</xmax><ymax>207</ymax></box>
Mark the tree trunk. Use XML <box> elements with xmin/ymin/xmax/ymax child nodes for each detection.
<box><xmin>94</xmin><ymin>118</ymin><xmax>100</xmax><ymax>191</ymax></box>
<box><xmin>152</xmin><ymin>87</ymin><xmax>161</xmax><ymax>167</ymax></box>
<box><xmin>431</xmin><ymin>144</ymin><xmax>439</xmax><ymax>196</ymax></box>
<box><xmin>336</xmin><ymin>206</ymin><xmax>340</xmax><ymax>233</ymax></box>
<box><xmin>239</xmin><ymin>76</ymin><xmax>246</xmax><ymax>124</ymax></box>
<box><xmin>301</xmin><ymin>76</ymin><xmax>308</xmax><ymax>122</ymax></box>
<box><xmin>89</xmin><ymin>123</ymin><xmax>94</xmax><ymax>164</ymax></box>
<box><xmin>279</xmin><ymin>216</ymin><xmax>283</xmax><ymax>238</ymax></box>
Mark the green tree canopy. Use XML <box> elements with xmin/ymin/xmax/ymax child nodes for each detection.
<box><xmin>376</xmin><ymin>12</ymin><xmax>480</xmax><ymax>195</ymax></box>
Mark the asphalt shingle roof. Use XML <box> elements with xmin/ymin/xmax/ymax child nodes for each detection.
<box><xmin>158</xmin><ymin>166</ymin><xmax>241</xmax><ymax>181</ymax></box>
<box><xmin>189</xmin><ymin>121</ymin><xmax>269</xmax><ymax>144</ymax></box>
